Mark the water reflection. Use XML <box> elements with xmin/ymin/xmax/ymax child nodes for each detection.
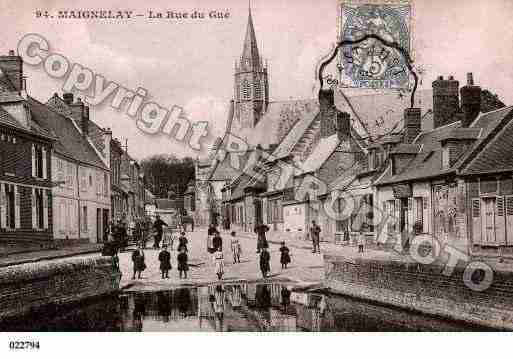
<box><xmin>0</xmin><ymin>280</ymin><xmax>491</xmax><ymax>332</ymax></box>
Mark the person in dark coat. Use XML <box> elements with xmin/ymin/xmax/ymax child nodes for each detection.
<box><xmin>279</xmin><ymin>241</ymin><xmax>291</xmax><ymax>269</ymax></box>
<box><xmin>177</xmin><ymin>247</ymin><xmax>189</xmax><ymax>279</ymax></box>
<box><xmin>310</xmin><ymin>220</ymin><xmax>321</xmax><ymax>253</ymax></box>
<box><xmin>259</xmin><ymin>247</ymin><xmax>271</xmax><ymax>278</ymax></box>
<box><xmin>281</xmin><ymin>286</ymin><xmax>291</xmax><ymax>310</ymax></box>
<box><xmin>254</xmin><ymin>223</ymin><xmax>270</xmax><ymax>253</ymax></box>
<box><xmin>177</xmin><ymin>232</ymin><xmax>188</xmax><ymax>252</ymax></box>
<box><xmin>131</xmin><ymin>246</ymin><xmax>146</xmax><ymax>280</ymax></box>
<box><xmin>158</xmin><ymin>245</ymin><xmax>172</xmax><ymax>279</ymax></box>
<box><xmin>153</xmin><ymin>215</ymin><xmax>168</xmax><ymax>249</ymax></box>
<box><xmin>207</xmin><ymin>224</ymin><xmax>217</xmax><ymax>253</ymax></box>
<box><xmin>212</xmin><ymin>232</ymin><xmax>223</xmax><ymax>253</ymax></box>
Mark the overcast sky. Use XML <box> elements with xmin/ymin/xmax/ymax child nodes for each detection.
<box><xmin>1</xmin><ymin>0</ymin><xmax>512</xmax><ymax>160</ymax></box>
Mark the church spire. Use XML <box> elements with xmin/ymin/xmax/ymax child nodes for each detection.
<box><xmin>241</xmin><ymin>2</ymin><xmax>260</xmax><ymax>69</ymax></box>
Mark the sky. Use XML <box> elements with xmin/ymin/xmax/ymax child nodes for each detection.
<box><xmin>1</xmin><ymin>0</ymin><xmax>512</xmax><ymax>160</ymax></box>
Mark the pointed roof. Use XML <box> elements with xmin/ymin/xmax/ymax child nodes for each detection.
<box><xmin>241</xmin><ymin>4</ymin><xmax>260</xmax><ymax>67</ymax></box>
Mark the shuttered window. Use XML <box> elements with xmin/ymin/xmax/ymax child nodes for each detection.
<box><xmin>497</xmin><ymin>197</ymin><xmax>505</xmax><ymax>217</ymax></box>
<box><xmin>472</xmin><ymin>199</ymin><xmax>480</xmax><ymax>218</ymax></box>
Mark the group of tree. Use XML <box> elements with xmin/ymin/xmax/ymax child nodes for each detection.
<box><xmin>141</xmin><ymin>155</ymin><xmax>195</xmax><ymax>198</ymax></box>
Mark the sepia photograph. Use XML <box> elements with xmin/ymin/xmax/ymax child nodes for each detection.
<box><xmin>0</xmin><ymin>0</ymin><xmax>512</xmax><ymax>356</ymax></box>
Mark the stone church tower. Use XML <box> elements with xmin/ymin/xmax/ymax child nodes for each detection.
<box><xmin>234</xmin><ymin>5</ymin><xmax>269</xmax><ymax>128</ymax></box>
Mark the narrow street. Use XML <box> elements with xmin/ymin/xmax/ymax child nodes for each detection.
<box><xmin>119</xmin><ymin>229</ymin><xmax>325</xmax><ymax>291</ymax></box>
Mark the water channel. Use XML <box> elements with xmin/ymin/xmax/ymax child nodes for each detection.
<box><xmin>0</xmin><ymin>280</ymin><xmax>492</xmax><ymax>331</ymax></box>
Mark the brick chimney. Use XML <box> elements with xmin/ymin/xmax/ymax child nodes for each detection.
<box><xmin>0</xmin><ymin>50</ymin><xmax>23</xmax><ymax>92</ymax></box>
<box><xmin>318</xmin><ymin>88</ymin><xmax>337</xmax><ymax>138</ymax></box>
<box><xmin>63</xmin><ymin>92</ymin><xmax>74</xmax><ymax>105</ymax></box>
<box><xmin>403</xmin><ymin>107</ymin><xmax>421</xmax><ymax>143</ymax></box>
<box><xmin>460</xmin><ymin>72</ymin><xmax>481</xmax><ymax>127</ymax></box>
<box><xmin>432</xmin><ymin>75</ymin><xmax>460</xmax><ymax>128</ymax></box>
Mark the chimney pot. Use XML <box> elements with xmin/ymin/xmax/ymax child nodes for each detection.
<box><xmin>448</xmin><ymin>75</ymin><xmax>454</xmax><ymax>80</ymax></box>
<box><xmin>8</xmin><ymin>50</ymin><xmax>14</xmax><ymax>56</ymax></box>
<box><xmin>438</xmin><ymin>76</ymin><xmax>443</xmax><ymax>80</ymax></box>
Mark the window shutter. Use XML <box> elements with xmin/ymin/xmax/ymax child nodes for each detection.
<box><xmin>423</xmin><ymin>197</ymin><xmax>429</xmax><ymax>233</ymax></box>
<box><xmin>31</xmin><ymin>187</ymin><xmax>36</xmax><ymax>228</ymax></box>
<box><xmin>43</xmin><ymin>190</ymin><xmax>49</xmax><ymax>229</ymax></box>
<box><xmin>42</xmin><ymin>147</ymin><xmax>47</xmax><ymax>179</ymax></box>
<box><xmin>0</xmin><ymin>183</ymin><xmax>5</xmax><ymax>229</ymax></box>
<box><xmin>14</xmin><ymin>186</ymin><xmax>20</xmax><ymax>228</ymax></box>
<box><xmin>471</xmin><ymin>199</ymin><xmax>481</xmax><ymax>244</ymax></box>
<box><xmin>31</xmin><ymin>144</ymin><xmax>36</xmax><ymax>177</ymax></box>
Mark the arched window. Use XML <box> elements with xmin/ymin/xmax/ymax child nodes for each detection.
<box><xmin>242</xmin><ymin>79</ymin><xmax>250</xmax><ymax>100</ymax></box>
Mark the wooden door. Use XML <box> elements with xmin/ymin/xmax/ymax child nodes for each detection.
<box><xmin>471</xmin><ymin>198</ymin><xmax>481</xmax><ymax>244</ymax></box>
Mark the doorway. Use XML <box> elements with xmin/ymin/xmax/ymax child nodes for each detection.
<box><xmin>96</xmin><ymin>208</ymin><xmax>102</xmax><ymax>243</ymax></box>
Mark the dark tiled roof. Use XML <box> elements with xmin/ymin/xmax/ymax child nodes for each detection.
<box><xmin>461</xmin><ymin>107</ymin><xmax>513</xmax><ymax>174</ymax></box>
<box><xmin>27</xmin><ymin>97</ymin><xmax>107</xmax><ymax>169</ymax></box>
<box><xmin>439</xmin><ymin>127</ymin><xmax>481</xmax><ymax>141</ymax></box>
<box><xmin>0</xmin><ymin>106</ymin><xmax>23</xmax><ymax>129</ymax></box>
<box><xmin>376</xmin><ymin>121</ymin><xmax>461</xmax><ymax>185</ymax></box>
<box><xmin>390</xmin><ymin>143</ymin><xmax>421</xmax><ymax>154</ymax></box>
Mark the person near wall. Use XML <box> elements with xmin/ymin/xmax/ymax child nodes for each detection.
<box><xmin>254</xmin><ymin>223</ymin><xmax>270</xmax><ymax>253</ymax></box>
<box><xmin>310</xmin><ymin>220</ymin><xmax>321</xmax><ymax>254</ymax></box>
<box><xmin>177</xmin><ymin>247</ymin><xmax>189</xmax><ymax>279</ymax></box>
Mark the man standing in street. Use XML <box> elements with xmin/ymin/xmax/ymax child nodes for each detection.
<box><xmin>153</xmin><ymin>215</ymin><xmax>168</xmax><ymax>249</ymax></box>
<box><xmin>310</xmin><ymin>220</ymin><xmax>321</xmax><ymax>254</ymax></box>
<box><xmin>254</xmin><ymin>222</ymin><xmax>270</xmax><ymax>253</ymax></box>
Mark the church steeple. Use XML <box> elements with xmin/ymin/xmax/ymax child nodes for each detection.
<box><xmin>241</xmin><ymin>3</ymin><xmax>260</xmax><ymax>70</ymax></box>
<box><xmin>234</xmin><ymin>3</ymin><xmax>269</xmax><ymax>129</ymax></box>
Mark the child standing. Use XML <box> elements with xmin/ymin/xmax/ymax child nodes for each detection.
<box><xmin>177</xmin><ymin>247</ymin><xmax>189</xmax><ymax>279</ymax></box>
<box><xmin>214</xmin><ymin>248</ymin><xmax>225</xmax><ymax>280</ymax></box>
<box><xmin>177</xmin><ymin>232</ymin><xmax>188</xmax><ymax>252</ymax></box>
<box><xmin>357</xmin><ymin>229</ymin><xmax>365</xmax><ymax>253</ymax></box>
<box><xmin>279</xmin><ymin>241</ymin><xmax>291</xmax><ymax>269</ymax></box>
<box><xmin>230</xmin><ymin>231</ymin><xmax>242</xmax><ymax>264</ymax></box>
<box><xmin>158</xmin><ymin>245</ymin><xmax>172</xmax><ymax>279</ymax></box>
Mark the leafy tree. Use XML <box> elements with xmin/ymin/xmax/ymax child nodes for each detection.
<box><xmin>141</xmin><ymin>155</ymin><xmax>195</xmax><ymax>198</ymax></box>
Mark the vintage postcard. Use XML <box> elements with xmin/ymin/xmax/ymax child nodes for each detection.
<box><xmin>0</xmin><ymin>0</ymin><xmax>512</xmax><ymax>356</ymax></box>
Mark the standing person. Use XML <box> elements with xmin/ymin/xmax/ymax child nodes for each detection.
<box><xmin>357</xmin><ymin>228</ymin><xmax>365</xmax><ymax>253</ymax></box>
<box><xmin>177</xmin><ymin>247</ymin><xmax>189</xmax><ymax>279</ymax></box>
<box><xmin>153</xmin><ymin>215</ymin><xmax>168</xmax><ymax>249</ymax></box>
<box><xmin>214</xmin><ymin>248</ymin><xmax>225</xmax><ymax>280</ymax></box>
<box><xmin>212</xmin><ymin>231</ymin><xmax>223</xmax><ymax>253</ymax></box>
<box><xmin>310</xmin><ymin>220</ymin><xmax>321</xmax><ymax>254</ymax></box>
<box><xmin>131</xmin><ymin>245</ymin><xmax>146</xmax><ymax>280</ymax></box>
<box><xmin>279</xmin><ymin>241</ymin><xmax>291</xmax><ymax>269</ymax></box>
<box><xmin>259</xmin><ymin>247</ymin><xmax>271</xmax><ymax>278</ymax></box>
<box><xmin>190</xmin><ymin>217</ymin><xmax>195</xmax><ymax>232</ymax></box>
<box><xmin>207</xmin><ymin>224</ymin><xmax>217</xmax><ymax>253</ymax></box>
<box><xmin>230</xmin><ymin>231</ymin><xmax>242</xmax><ymax>264</ymax></box>
<box><xmin>177</xmin><ymin>232</ymin><xmax>188</xmax><ymax>252</ymax></box>
<box><xmin>158</xmin><ymin>245</ymin><xmax>172</xmax><ymax>279</ymax></box>
<box><xmin>254</xmin><ymin>222</ymin><xmax>270</xmax><ymax>253</ymax></box>
<box><xmin>119</xmin><ymin>218</ymin><xmax>128</xmax><ymax>249</ymax></box>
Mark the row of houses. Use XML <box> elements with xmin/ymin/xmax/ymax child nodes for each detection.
<box><xmin>0</xmin><ymin>50</ymin><xmax>150</xmax><ymax>251</ymax></box>
<box><xmin>201</xmin><ymin>71</ymin><xmax>512</xmax><ymax>260</ymax></box>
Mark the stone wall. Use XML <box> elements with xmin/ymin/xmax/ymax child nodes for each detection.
<box><xmin>0</xmin><ymin>255</ymin><xmax>121</xmax><ymax>321</ymax></box>
<box><xmin>324</xmin><ymin>253</ymin><xmax>513</xmax><ymax>330</ymax></box>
